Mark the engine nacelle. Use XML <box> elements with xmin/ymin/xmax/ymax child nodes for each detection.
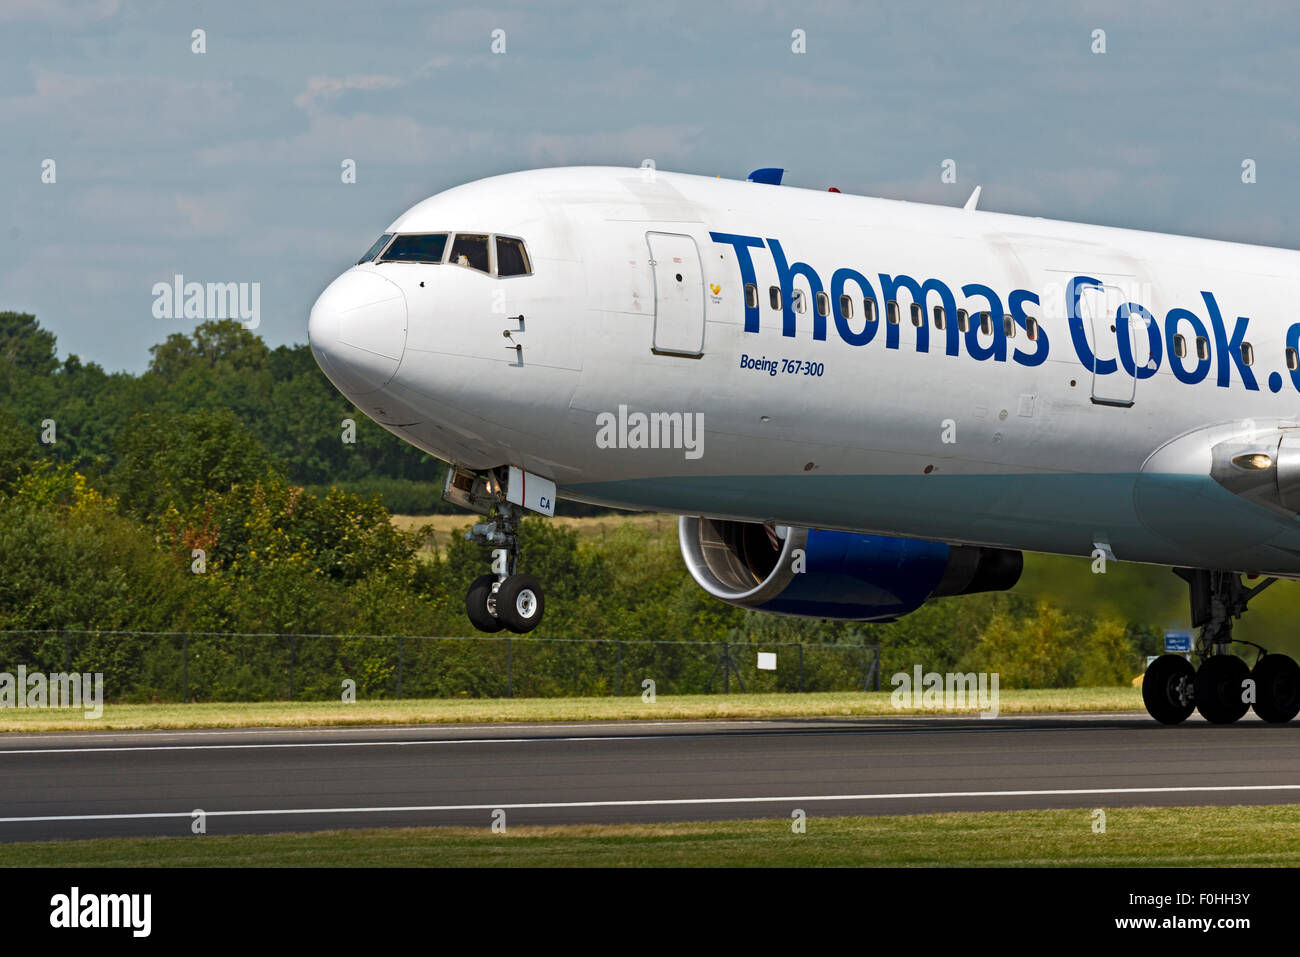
<box><xmin>678</xmin><ymin>516</ymin><xmax>1022</xmax><ymax>622</ymax></box>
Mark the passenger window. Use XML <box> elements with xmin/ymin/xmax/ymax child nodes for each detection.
<box><xmin>379</xmin><ymin>233</ymin><xmax>447</xmax><ymax>263</ymax></box>
<box><xmin>910</xmin><ymin>304</ymin><xmax>923</xmax><ymax>327</ymax></box>
<box><xmin>1196</xmin><ymin>337</ymin><xmax>1210</xmax><ymax>360</ymax></box>
<box><xmin>1288</xmin><ymin>347</ymin><xmax>1298</xmax><ymax>371</ymax></box>
<box><xmin>770</xmin><ymin>286</ymin><xmax>781</xmax><ymax>310</ymax></box>
<box><xmin>839</xmin><ymin>294</ymin><xmax>854</xmax><ymax>319</ymax></box>
<box><xmin>980</xmin><ymin>312</ymin><xmax>993</xmax><ymax>336</ymax></box>
<box><xmin>745</xmin><ymin>284</ymin><xmax>758</xmax><ymax>309</ymax></box>
<box><xmin>449</xmin><ymin>233</ymin><xmax>490</xmax><ymax>273</ymax></box>
<box><xmin>1026</xmin><ymin>317</ymin><xmax>1038</xmax><ymax>341</ymax></box>
<box><xmin>495</xmin><ymin>236</ymin><xmax>531</xmax><ymax>276</ymax></box>
<box><xmin>816</xmin><ymin>291</ymin><xmax>829</xmax><ymax>317</ymax></box>
<box><xmin>887</xmin><ymin>300</ymin><xmax>900</xmax><ymax>325</ymax></box>
<box><xmin>957</xmin><ymin>309</ymin><xmax>969</xmax><ymax>333</ymax></box>
<box><xmin>1003</xmin><ymin>315</ymin><xmax>1015</xmax><ymax>338</ymax></box>
<box><xmin>358</xmin><ymin>233</ymin><xmax>394</xmax><ymax>264</ymax></box>
<box><xmin>793</xmin><ymin>289</ymin><xmax>807</xmax><ymax>314</ymax></box>
<box><xmin>933</xmin><ymin>306</ymin><xmax>946</xmax><ymax>330</ymax></box>
<box><xmin>1174</xmin><ymin>334</ymin><xmax>1186</xmax><ymax>358</ymax></box>
<box><xmin>864</xmin><ymin>298</ymin><xmax>877</xmax><ymax>323</ymax></box>
<box><xmin>1242</xmin><ymin>342</ymin><xmax>1254</xmax><ymax>366</ymax></box>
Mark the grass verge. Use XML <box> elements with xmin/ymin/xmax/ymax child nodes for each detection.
<box><xmin>389</xmin><ymin>511</ymin><xmax>677</xmax><ymax>553</ymax></box>
<box><xmin>0</xmin><ymin>687</ymin><xmax>1143</xmax><ymax>733</ymax></box>
<box><xmin>2</xmin><ymin>805</ymin><xmax>1294</xmax><ymax>867</ymax></box>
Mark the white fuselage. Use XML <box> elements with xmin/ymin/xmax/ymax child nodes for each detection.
<box><xmin>308</xmin><ymin>166</ymin><xmax>1300</xmax><ymax>577</ymax></box>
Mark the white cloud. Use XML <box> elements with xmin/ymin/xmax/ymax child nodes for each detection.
<box><xmin>65</xmin><ymin>185</ymin><xmax>254</xmax><ymax>240</ymax></box>
<box><xmin>525</xmin><ymin>125</ymin><xmax>705</xmax><ymax>167</ymax></box>
<box><xmin>195</xmin><ymin>112</ymin><xmax>498</xmax><ymax>169</ymax></box>
<box><xmin>0</xmin><ymin>0</ymin><xmax>119</xmax><ymax>24</ymax></box>
<box><xmin>413</xmin><ymin>55</ymin><xmax>457</xmax><ymax>76</ymax></box>
<box><xmin>293</xmin><ymin>74</ymin><xmax>402</xmax><ymax>110</ymax></box>
<box><xmin>0</xmin><ymin>69</ymin><xmax>238</xmax><ymax>144</ymax></box>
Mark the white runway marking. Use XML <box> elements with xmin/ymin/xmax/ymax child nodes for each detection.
<box><xmin>2</xmin><ymin>783</ymin><xmax>1299</xmax><ymax>824</ymax></box>
<box><xmin>0</xmin><ymin>712</ymin><xmax>1152</xmax><ymax>746</ymax></box>
<box><xmin>0</xmin><ymin>738</ymin><xmax>550</xmax><ymax>755</ymax></box>
<box><xmin>0</xmin><ymin>722</ymin><xmax>1130</xmax><ymax>756</ymax></box>
<box><xmin>0</xmin><ymin>719</ymin><xmax>784</xmax><ymax>742</ymax></box>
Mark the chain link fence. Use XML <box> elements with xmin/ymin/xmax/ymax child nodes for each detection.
<box><xmin>0</xmin><ymin>631</ymin><xmax>881</xmax><ymax>703</ymax></box>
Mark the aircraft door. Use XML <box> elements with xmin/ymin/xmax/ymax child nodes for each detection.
<box><xmin>647</xmin><ymin>231</ymin><xmax>705</xmax><ymax>357</ymax></box>
<box><xmin>1080</xmin><ymin>281</ymin><xmax>1145</xmax><ymax>407</ymax></box>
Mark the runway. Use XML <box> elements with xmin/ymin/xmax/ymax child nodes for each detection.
<box><xmin>1</xmin><ymin>712</ymin><xmax>1298</xmax><ymax>842</ymax></box>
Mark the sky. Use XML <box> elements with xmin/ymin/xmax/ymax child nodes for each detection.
<box><xmin>3</xmin><ymin>0</ymin><xmax>1299</xmax><ymax>373</ymax></box>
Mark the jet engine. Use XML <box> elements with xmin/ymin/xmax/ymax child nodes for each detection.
<box><xmin>678</xmin><ymin>516</ymin><xmax>1023</xmax><ymax>621</ymax></box>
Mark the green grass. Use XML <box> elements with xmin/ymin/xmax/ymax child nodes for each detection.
<box><xmin>0</xmin><ymin>687</ymin><xmax>1143</xmax><ymax>733</ymax></box>
<box><xmin>5</xmin><ymin>805</ymin><xmax>1296</xmax><ymax>867</ymax></box>
<box><xmin>389</xmin><ymin>511</ymin><xmax>677</xmax><ymax>553</ymax></box>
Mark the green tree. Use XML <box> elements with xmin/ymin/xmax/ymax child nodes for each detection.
<box><xmin>0</xmin><ymin>465</ymin><xmax>188</xmax><ymax>634</ymax></box>
<box><xmin>0</xmin><ymin>311</ymin><xmax>57</xmax><ymax>376</ymax></box>
<box><xmin>0</xmin><ymin>406</ymin><xmax>38</xmax><ymax>493</ymax></box>
<box><xmin>113</xmin><ymin>408</ymin><xmax>281</xmax><ymax>520</ymax></box>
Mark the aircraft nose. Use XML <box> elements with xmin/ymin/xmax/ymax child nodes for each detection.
<box><xmin>309</xmin><ymin>269</ymin><xmax>408</xmax><ymax>395</ymax></box>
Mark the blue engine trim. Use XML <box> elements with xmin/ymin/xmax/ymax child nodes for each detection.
<box><xmin>754</xmin><ymin>529</ymin><xmax>951</xmax><ymax>622</ymax></box>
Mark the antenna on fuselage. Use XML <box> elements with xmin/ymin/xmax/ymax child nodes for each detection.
<box><xmin>963</xmin><ymin>185</ymin><xmax>982</xmax><ymax>211</ymax></box>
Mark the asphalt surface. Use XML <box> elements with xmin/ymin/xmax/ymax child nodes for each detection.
<box><xmin>0</xmin><ymin>711</ymin><xmax>1298</xmax><ymax>842</ymax></box>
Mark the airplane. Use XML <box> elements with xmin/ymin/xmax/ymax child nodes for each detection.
<box><xmin>309</xmin><ymin>164</ymin><xmax>1300</xmax><ymax>727</ymax></box>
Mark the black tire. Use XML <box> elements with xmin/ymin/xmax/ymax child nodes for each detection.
<box><xmin>465</xmin><ymin>574</ymin><xmax>504</xmax><ymax>633</ymax></box>
<box><xmin>1142</xmin><ymin>654</ymin><xmax>1196</xmax><ymax>724</ymax></box>
<box><xmin>496</xmin><ymin>574</ymin><xmax>544</xmax><ymax>633</ymax></box>
<box><xmin>1194</xmin><ymin>654</ymin><xmax>1251</xmax><ymax>724</ymax></box>
<box><xmin>1252</xmin><ymin>654</ymin><xmax>1300</xmax><ymax>723</ymax></box>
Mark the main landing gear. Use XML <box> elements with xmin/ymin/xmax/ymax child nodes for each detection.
<box><xmin>462</xmin><ymin>499</ymin><xmax>545</xmax><ymax>634</ymax></box>
<box><xmin>1142</xmin><ymin>569</ymin><xmax>1300</xmax><ymax>725</ymax></box>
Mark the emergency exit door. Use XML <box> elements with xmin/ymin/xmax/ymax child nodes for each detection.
<box><xmin>647</xmin><ymin>232</ymin><xmax>705</xmax><ymax>357</ymax></box>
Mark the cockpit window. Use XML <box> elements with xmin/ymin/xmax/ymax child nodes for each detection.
<box><xmin>496</xmin><ymin>236</ymin><xmax>532</xmax><ymax>276</ymax></box>
<box><xmin>379</xmin><ymin>233</ymin><xmax>448</xmax><ymax>263</ymax></box>
<box><xmin>358</xmin><ymin>233</ymin><xmax>393</xmax><ymax>264</ymax></box>
<box><xmin>448</xmin><ymin>233</ymin><xmax>490</xmax><ymax>273</ymax></box>
<box><xmin>371</xmin><ymin>230</ymin><xmax>530</xmax><ymax>276</ymax></box>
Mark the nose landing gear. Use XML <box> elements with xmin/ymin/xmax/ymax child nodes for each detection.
<box><xmin>461</xmin><ymin>499</ymin><xmax>546</xmax><ymax>634</ymax></box>
<box><xmin>1142</xmin><ymin>568</ymin><xmax>1300</xmax><ymax>724</ymax></box>
<box><xmin>495</xmin><ymin>573</ymin><xmax>544</xmax><ymax>632</ymax></box>
<box><xmin>444</xmin><ymin>465</ymin><xmax>551</xmax><ymax>633</ymax></box>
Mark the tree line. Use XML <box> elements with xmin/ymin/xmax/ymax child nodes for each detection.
<box><xmin>0</xmin><ymin>311</ymin><xmax>1160</xmax><ymax>699</ymax></box>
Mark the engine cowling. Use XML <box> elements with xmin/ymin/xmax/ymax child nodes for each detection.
<box><xmin>678</xmin><ymin>516</ymin><xmax>1022</xmax><ymax>622</ymax></box>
